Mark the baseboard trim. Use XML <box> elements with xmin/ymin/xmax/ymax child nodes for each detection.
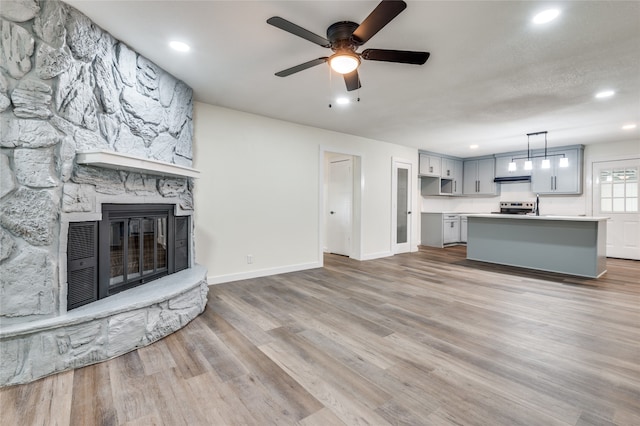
<box><xmin>207</xmin><ymin>261</ymin><xmax>322</xmax><ymax>285</ymax></box>
<box><xmin>360</xmin><ymin>251</ymin><xmax>393</xmax><ymax>261</ymax></box>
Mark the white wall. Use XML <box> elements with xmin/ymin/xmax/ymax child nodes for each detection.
<box><xmin>193</xmin><ymin>102</ymin><xmax>419</xmax><ymax>284</ymax></box>
<box><xmin>422</xmin><ymin>139</ymin><xmax>640</xmax><ymax>216</ymax></box>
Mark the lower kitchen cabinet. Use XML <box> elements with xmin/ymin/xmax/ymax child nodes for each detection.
<box><xmin>421</xmin><ymin>213</ymin><xmax>462</xmax><ymax>248</ymax></box>
<box><xmin>443</xmin><ymin>216</ymin><xmax>460</xmax><ymax>244</ymax></box>
<box><xmin>460</xmin><ymin>215</ymin><xmax>468</xmax><ymax>243</ymax></box>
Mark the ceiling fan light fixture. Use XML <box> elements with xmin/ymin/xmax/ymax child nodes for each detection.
<box><xmin>329</xmin><ymin>52</ymin><xmax>360</xmax><ymax>74</ymax></box>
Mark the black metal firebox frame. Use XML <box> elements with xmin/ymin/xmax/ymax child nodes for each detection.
<box><xmin>67</xmin><ymin>204</ymin><xmax>189</xmax><ymax>310</ymax></box>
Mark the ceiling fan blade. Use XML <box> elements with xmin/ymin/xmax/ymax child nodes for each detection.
<box><xmin>361</xmin><ymin>49</ymin><xmax>430</xmax><ymax>65</ymax></box>
<box><xmin>352</xmin><ymin>0</ymin><xmax>407</xmax><ymax>45</ymax></box>
<box><xmin>267</xmin><ymin>17</ymin><xmax>331</xmax><ymax>48</ymax></box>
<box><xmin>275</xmin><ymin>57</ymin><xmax>328</xmax><ymax>77</ymax></box>
<box><xmin>343</xmin><ymin>70</ymin><xmax>361</xmax><ymax>91</ymax></box>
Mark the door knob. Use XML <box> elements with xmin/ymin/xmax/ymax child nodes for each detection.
<box><xmin>330</xmin><ymin>211</ymin><xmax>335</xmax><ymax>214</ymax></box>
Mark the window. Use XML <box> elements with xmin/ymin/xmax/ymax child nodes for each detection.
<box><xmin>599</xmin><ymin>167</ymin><xmax>638</xmax><ymax>213</ymax></box>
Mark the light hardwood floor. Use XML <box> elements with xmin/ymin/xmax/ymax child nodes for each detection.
<box><xmin>1</xmin><ymin>246</ymin><xmax>639</xmax><ymax>425</ymax></box>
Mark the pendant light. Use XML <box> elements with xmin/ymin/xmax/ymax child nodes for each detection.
<box><xmin>508</xmin><ymin>131</ymin><xmax>568</xmax><ymax>172</ymax></box>
<box><xmin>541</xmin><ymin>132</ymin><xmax>551</xmax><ymax>169</ymax></box>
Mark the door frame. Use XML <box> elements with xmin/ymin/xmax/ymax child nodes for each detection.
<box><xmin>591</xmin><ymin>157</ymin><xmax>640</xmax><ymax>259</ymax></box>
<box><xmin>391</xmin><ymin>157</ymin><xmax>414</xmax><ymax>254</ymax></box>
<box><xmin>319</xmin><ymin>146</ymin><xmax>363</xmax><ymax>265</ymax></box>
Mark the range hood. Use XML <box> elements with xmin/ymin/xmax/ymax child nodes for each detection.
<box><xmin>494</xmin><ymin>176</ymin><xmax>532</xmax><ymax>183</ymax></box>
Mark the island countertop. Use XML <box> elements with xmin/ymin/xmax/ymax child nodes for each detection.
<box><xmin>466</xmin><ymin>214</ymin><xmax>608</xmax><ymax>278</ymax></box>
<box><xmin>464</xmin><ymin>214</ymin><xmax>609</xmax><ymax>222</ymax></box>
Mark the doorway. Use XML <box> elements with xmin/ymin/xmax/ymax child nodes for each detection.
<box><xmin>392</xmin><ymin>159</ymin><xmax>412</xmax><ymax>254</ymax></box>
<box><xmin>592</xmin><ymin>158</ymin><xmax>640</xmax><ymax>260</ymax></box>
<box><xmin>323</xmin><ymin>151</ymin><xmax>362</xmax><ymax>260</ymax></box>
<box><xmin>326</xmin><ymin>157</ymin><xmax>353</xmax><ymax>256</ymax></box>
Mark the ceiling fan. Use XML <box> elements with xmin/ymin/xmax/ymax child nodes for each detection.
<box><xmin>267</xmin><ymin>0</ymin><xmax>430</xmax><ymax>91</ymax></box>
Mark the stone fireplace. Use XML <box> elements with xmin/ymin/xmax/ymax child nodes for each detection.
<box><xmin>0</xmin><ymin>0</ymin><xmax>208</xmax><ymax>386</ymax></box>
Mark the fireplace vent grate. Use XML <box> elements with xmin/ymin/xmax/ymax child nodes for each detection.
<box><xmin>67</xmin><ymin>222</ymin><xmax>98</xmax><ymax>309</ymax></box>
<box><xmin>175</xmin><ymin>216</ymin><xmax>188</xmax><ymax>272</ymax></box>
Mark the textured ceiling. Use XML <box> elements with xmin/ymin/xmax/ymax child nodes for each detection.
<box><xmin>65</xmin><ymin>0</ymin><xmax>640</xmax><ymax>158</ymax></box>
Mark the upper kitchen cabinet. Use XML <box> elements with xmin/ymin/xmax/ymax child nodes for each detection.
<box><xmin>419</xmin><ymin>153</ymin><xmax>464</xmax><ymax>196</ymax></box>
<box><xmin>463</xmin><ymin>158</ymin><xmax>498</xmax><ymax>195</ymax></box>
<box><xmin>441</xmin><ymin>158</ymin><xmax>463</xmax><ymax>195</ymax></box>
<box><xmin>419</xmin><ymin>154</ymin><xmax>441</xmax><ymax>177</ymax></box>
<box><xmin>531</xmin><ymin>147</ymin><xmax>583</xmax><ymax>194</ymax></box>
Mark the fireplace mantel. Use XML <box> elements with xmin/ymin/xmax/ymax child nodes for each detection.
<box><xmin>76</xmin><ymin>151</ymin><xmax>200</xmax><ymax>179</ymax></box>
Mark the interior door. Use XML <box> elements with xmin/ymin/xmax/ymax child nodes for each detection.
<box><xmin>593</xmin><ymin>159</ymin><xmax>640</xmax><ymax>260</ymax></box>
<box><xmin>326</xmin><ymin>158</ymin><xmax>352</xmax><ymax>256</ymax></box>
<box><xmin>392</xmin><ymin>160</ymin><xmax>412</xmax><ymax>253</ymax></box>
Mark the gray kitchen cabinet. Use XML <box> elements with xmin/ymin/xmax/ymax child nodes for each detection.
<box><xmin>463</xmin><ymin>158</ymin><xmax>498</xmax><ymax>195</ymax></box>
<box><xmin>421</xmin><ymin>213</ymin><xmax>461</xmax><ymax>247</ymax></box>
<box><xmin>421</xmin><ymin>176</ymin><xmax>452</xmax><ymax>196</ymax></box>
<box><xmin>442</xmin><ymin>158</ymin><xmax>464</xmax><ymax>195</ymax></box>
<box><xmin>443</xmin><ymin>215</ymin><xmax>460</xmax><ymax>244</ymax></box>
<box><xmin>460</xmin><ymin>215</ymin><xmax>468</xmax><ymax>243</ymax></box>
<box><xmin>419</xmin><ymin>154</ymin><xmax>441</xmax><ymax>177</ymax></box>
<box><xmin>531</xmin><ymin>147</ymin><xmax>582</xmax><ymax>194</ymax></box>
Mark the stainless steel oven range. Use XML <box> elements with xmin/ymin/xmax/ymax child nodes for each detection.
<box><xmin>496</xmin><ymin>201</ymin><xmax>535</xmax><ymax>215</ymax></box>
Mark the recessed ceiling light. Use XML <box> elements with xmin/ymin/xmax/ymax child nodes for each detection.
<box><xmin>169</xmin><ymin>41</ymin><xmax>190</xmax><ymax>52</ymax></box>
<box><xmin>469</xmin><ymin>144</ymin><xmax>479</xmax><ymax>149</ymax></box>
<box><xmin>532</xmin><ymin>9</ymin><xmax>561</xmax><ymax>24</ymax></box>
<box><xmin>595</xmin><ymin>90</ymin><xmax>615</xmax><ymax>99</ymax></box>
<box><xmin>622</xmin><ymin>124</ymin><xmax>637</xmax><ymax>130</ymax></box>
<box><xmin>336</xmin><ymin>97</ymin><xmax>350</xmax><ymax>105</ymax></box>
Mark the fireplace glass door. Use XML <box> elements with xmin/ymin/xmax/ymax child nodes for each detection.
<box><xmin>98</xmin><ymin>204</ymin><xmax>185</xmax><ymax>298</ymax></box>
<box><xmin>109</xmin><ymin>216</ymin><xmax>168</xmax><ymax>290</ymax></box>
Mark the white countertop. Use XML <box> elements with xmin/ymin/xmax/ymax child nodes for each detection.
<box><xmin>465</xmin><ymin>214</ymin><xmax>608</xmax><ymax>222</ymax></box>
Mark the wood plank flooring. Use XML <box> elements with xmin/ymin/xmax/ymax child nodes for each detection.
<box><xmin>2</xmin><ymin>246</ymin><xmax>639</xmax><ymax>425</ymax></box>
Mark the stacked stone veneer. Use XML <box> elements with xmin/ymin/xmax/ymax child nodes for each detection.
<box><xmin>0</xmin><ymin>0</ymin><xmax>207</xmax><ymax>386</ymax></box>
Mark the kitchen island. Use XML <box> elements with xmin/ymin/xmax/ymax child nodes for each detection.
<box><xmin>465</xmin><ymin>214</ymin><xmax>608</xmax><ymax>278</ymax></box>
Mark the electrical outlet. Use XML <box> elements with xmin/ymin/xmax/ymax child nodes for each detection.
<box><xmin>246</xmin><ymin>255</ymin><xmax>253</xmax><ymax>264</ymax></box>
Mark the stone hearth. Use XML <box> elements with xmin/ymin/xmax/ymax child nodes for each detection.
<box><xmin>0</xmin><ymin>0</ymin><xmax>207</xmax><ymax>386</ymax></box>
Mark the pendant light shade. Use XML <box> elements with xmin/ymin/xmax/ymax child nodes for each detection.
<box><xmin>524</xmin><ymin>160</ymin><xmax>533</xmax><ymax>171</ymax></box>
<box><xmin>541</xmin><ymin>158</ymin><xmax>551</xmax><ymax>169</ymax></box>
<box><xmin>559</xmin><ymin>157</ymin><xmax>569</xmax><ymax>167</ymax></box>
<box><xmin>508</xmin><ymin>161</ymin><xmax>517</xmax><ymax>172</ymax></box>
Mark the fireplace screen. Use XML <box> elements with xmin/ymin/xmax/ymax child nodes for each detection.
<box><xmin>67</xmin><ymin>204</ymin><xmax>189</xmax><ymax>310</ymax></box>
<box><xmin>108</xmin><ymin>216</ymin><xmax>168</xmax><ymax>289</ymax></box>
